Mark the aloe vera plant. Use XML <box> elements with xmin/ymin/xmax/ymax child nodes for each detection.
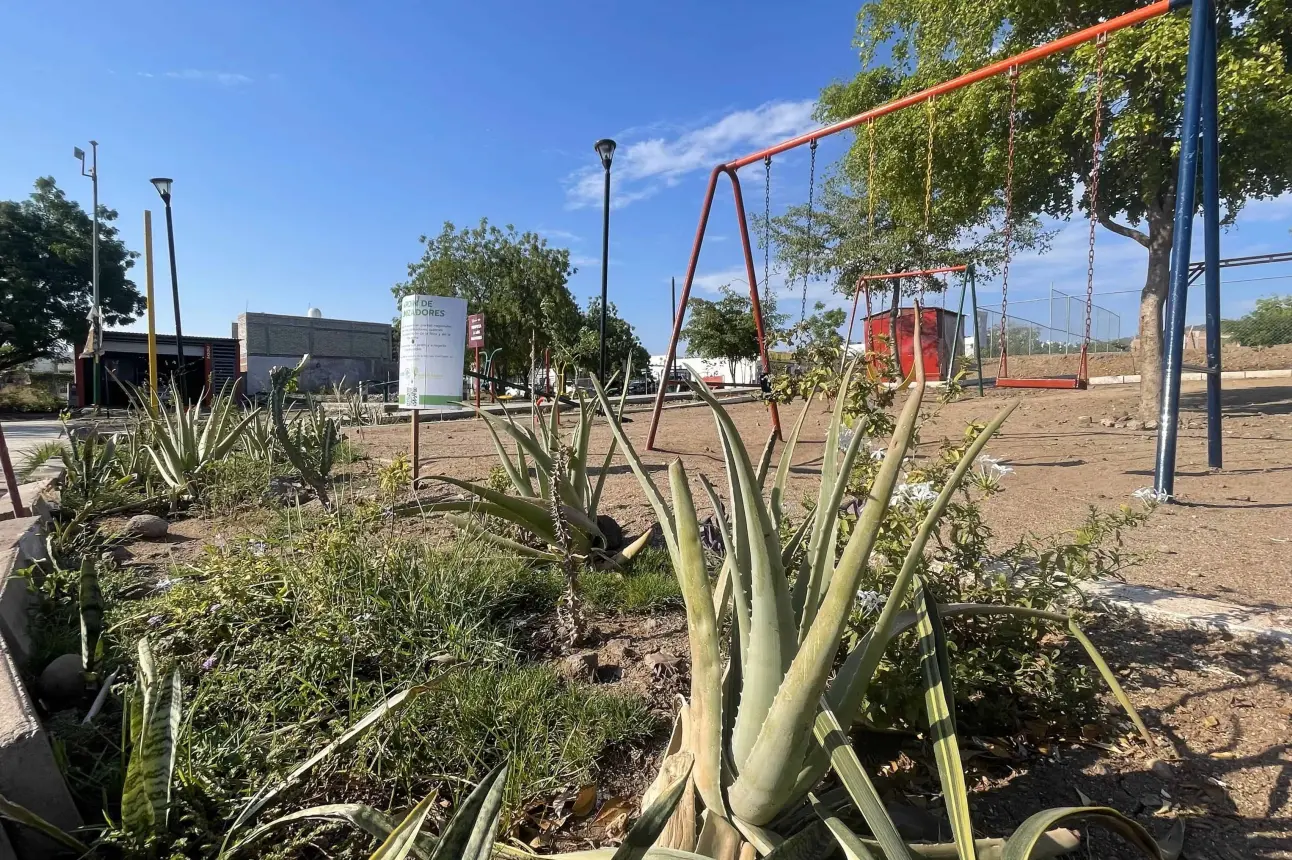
<box><xmin>585</xmin><ymin>312</ymin><xmax>1182</xmax><ymax>859</ymax></box>
<box><xmin>417</xmin><ymin>360</ymin><xmax>650</xmax><ymax>568</ymax></box>
<box><xmin>144</xmin><ymin>378</ymin><xmax>261</xmax><ymax>496</ymax></box>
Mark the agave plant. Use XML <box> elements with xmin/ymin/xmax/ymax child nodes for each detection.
<box><xmin>63</xmin><ymin>424</ymin><xmax>121</xmax><ymax>504</ymax></box>
<box><xmin>269</xmin><ymin>356</ymin><xmax>340</xmax><ymax>508</ymax></box>
<box><xmin>145</xmin><ymin>379</ymin><xmax>260</xmax><ymax>496</ymax></box>
<box><xmin>584</xmin><ymin>325</ymin><xmax>1182</xmax><ymax>858</ymax></box>
<box><xmin>417</xmin><ymin>361</ymin><xmax>650</xmax><ymax>568</ymax></box>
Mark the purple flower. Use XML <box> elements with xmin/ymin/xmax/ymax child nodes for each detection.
<box><xmin>201</xmin><ymin>655</ymin><xmax>218</xmax><ymax>672</ymax></box>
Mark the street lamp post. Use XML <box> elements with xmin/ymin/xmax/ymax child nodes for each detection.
<box><xmin>74</xmin><ymin>142</ymin><xmax>100</xmax><ymax>410</ymax></box>
<box><xmin>150</xmin><ymin>178</ymin><xmax>186</xmax><ymax>403</ymax></box>
<box><xmin>594</xmin><ymin>138</ymin><xmax>616</xmax><ymax>384</ymax></box>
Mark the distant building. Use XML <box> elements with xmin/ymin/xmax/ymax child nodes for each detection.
<box><xmin>234</xmin><ymin>312</ymin><xmax>394</xmax><ymax>396</ymax></box>
<box><xmin>74</xmin><ymin>331</ymin><xmax>239</xmax><ymax>408</ymax></box>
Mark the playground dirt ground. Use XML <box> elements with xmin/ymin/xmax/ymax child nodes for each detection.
<box><xmin>350</xmin><ymin>378</ymin><xmax>1292</xmax><ymax>859</ymax></box>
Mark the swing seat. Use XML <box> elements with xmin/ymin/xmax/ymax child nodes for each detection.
<box><xmin>995</xmin><ymin>375</ymin><xmax>1088</xmax><ymax>390</ymax></box>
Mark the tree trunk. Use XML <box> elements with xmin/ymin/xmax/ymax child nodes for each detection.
<box><xmin>1136</xmin><ymin>207</ymin><xmax>1174</xmax><ymax>422</ymax></box>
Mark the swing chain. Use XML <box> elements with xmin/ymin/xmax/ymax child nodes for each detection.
<box><xmin>801</xmin><ymin>138</ymin><xmax>818</xmax><ymax>325</ymax></box>
<box><xmin>924</xmin><ymin>98</ymin><xmax>936</xmax><ymax>235</ymax></box>
<box><xmin>1000</xmin><ymin>66</ymin><xmax>1019</xmax><ymax>362</ymax></box>
<box><xmin>1084</xmin><ymin>35</ymin><xmax>1107</xmax><ymax>352</ymax></box>
<box><xmin>764</xmin><ymin>155</ymin><xmax>772</xmax><ymax>308</ymax></box>
<box><xmin>866</xmin><ymin>119</ymin><xmax>876</xmax><ymax>239</ymax></box>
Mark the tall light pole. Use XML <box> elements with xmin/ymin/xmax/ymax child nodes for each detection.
<box><xmin>150</xmin><ymin>178</ymin><xmax>186</xmax><ymax>403</ymax></box>
<box><xmin>74</xmin><ymin>142</ymin><xmax>100</xmax><ymax>410</ymax></box>
<box><xmin>594</xmin><ymin>138</ymin><xmax>616</xmax><ymax>383</ymax></box>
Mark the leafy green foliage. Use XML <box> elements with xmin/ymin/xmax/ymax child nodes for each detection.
<box><xmin>1224</xmin><ymin>294</ymin><xmax>1292</xmax><ymax>346</ymax></box>
<box><xmin>393</xmin><ymin>219</ymin><xmax>582</xmax><ymax>377</ymax></box>
<box><xmin>0</xmin><ymin>177</ymin><xmax>145</xmax><ymax>372</ymax></box>
<box><xmin>554</xmin><ymin>297</ymin><xmax>650</xmax><ymax>383</ymax></box>
<box><xmin>0</xmin><ymin>384</ymin><xmax>65</xmax><ymax>413</ymax></box>
<box><xmin>682</xmin><ymin>285</ymin><xmax>785</xmax><ymax>376</ymax></box>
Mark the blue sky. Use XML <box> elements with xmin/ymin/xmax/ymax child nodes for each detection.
<box><xmin>3</xmin><ymin>1</ymin><xmax>1289</xmax><ymax>354</ymax></box>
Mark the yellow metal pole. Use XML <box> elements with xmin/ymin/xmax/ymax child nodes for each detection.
<box><xmin>144</xmin><ymin>209</ymin><xmax>158</xmax><ymax>409</ymax></box>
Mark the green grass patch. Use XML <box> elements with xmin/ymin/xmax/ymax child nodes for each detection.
<box><xmin>48</xmin><ymin>508</ymin><xmax>656</xmax><ymax>854</ymax></box>
<box><xmin>579</xmin><ymin>546</ymin><xmax>682</xmax><ymax>612</ymax></box>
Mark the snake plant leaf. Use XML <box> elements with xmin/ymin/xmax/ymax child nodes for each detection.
<box><xmin>231</xmin><ymin>804</ymin><xmax>426</xmax><ymax>859</ymax></box>
<box><xmin>227</xmin><ymin>680</ymin><xmax>445</xmax><ymax>842</ymax></box>
<box><xmin>427</xmin><ymin>763</ymin><xmax>508</xmax><ymax>860</ymax></box>
<box><xmin>610</xmin><ymin>753</ymin><xmax>695</xmax><ymax>860</ymax></box>
<box><xmin>1001</xmin><ymin>807</ymin><xmax>1183</xmax><ymax>860</ymax></box>
<box><xmin>1067</xmin><ymin>618</ymin><xmax>1155</xmax><ymax>748</ymax></box>
<box><xmin>144</xmin><ymin>668</ymin><xmax>182</xmax><ymax>829</ymax></box>
<box><xmin>372</xmin><ymin>792</ymin><xmax>438</xmax><ymax>860</ymax></box>
<box><xmin>78</xmin><ymin>557</ymin><xmax>103</xmax><ymax>672</ymax></box>
<box><xmin>771</xmin><ymin>396</ymin><xmax>815</xmax><ymax>528</ymax></box>
<box><xmin>727</xmin><ymin>365</ymin><xmax>924</xmax><ymax>825</ymax></box>
<box><xmin>913</xmin><ymin>581</ymin><xmax>975</xmax><ymax>860</ymax></box>
<box><xmin>0</xmin><ymin>791</ymin><xmax>92</xmax><ymax>854</ymax></box>
<box><xmin>671</xmin><ymin>462</ymin><xmax>726</xmax><ymax>818</ymax></box>
<box><xmin>813</xmin><ymin>703</ymin><xmax>913</xmax><ymax>860</ymax></box>
<box><xmin>809</xmin><ymin>793</ymin><xmax>880</xmax><ymax>860</ymax></box>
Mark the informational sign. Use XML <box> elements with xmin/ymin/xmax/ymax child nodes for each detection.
<box><xmin>398</xmin><ymin>294</ymin><xmax>468</xmax><ymax>410</ymax></box>
<box><xmin>467</xmin><ymin>313</ymin><xmax>486</xmax><ymax>349</ymax></box>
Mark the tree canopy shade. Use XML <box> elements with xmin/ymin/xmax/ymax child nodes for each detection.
<box><xmin>819</xmin><ymin>0</ymin><xmax>1292</xmax><ymax>417</ymax></box>
<box><xmin>683</xmin><ymin>285</ymin><xmax>786</xmax><ymax>380</ymax></box>
<box><xmin>555</xmin><ymin>298</ymin><xmax>650</xmax><ymax>383</ymax></box>
<box><xmin>0</xmin><ymin>177</ymin><xmax>143</xmax><ymax>373</ymax></box>
<box><xmin>393</xmin><ymin>219</ymin><xmax>583</xmax><ymax>377</ymax></box>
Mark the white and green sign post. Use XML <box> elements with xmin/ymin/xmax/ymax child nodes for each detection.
<box><xmin>399</xmin><ymin>294</ymin><xmax>467</xmax><ymax>481</ymax></box>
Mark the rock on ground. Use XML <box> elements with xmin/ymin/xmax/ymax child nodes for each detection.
<box><xmin>125</xmin><ymin>514</ymin><xmax>169</xmax><ymax>540</ymax></box>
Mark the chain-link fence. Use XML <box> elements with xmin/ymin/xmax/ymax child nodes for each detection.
<box><xmin>971</xmin><ymin>290</ymin><xmax>1122</xmax><ymax>359</ymax></box>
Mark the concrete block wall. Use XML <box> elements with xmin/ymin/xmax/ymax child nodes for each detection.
<box><xmin>236</xmin><ymin>313</ymin><xmax>395</xmax><ymax>395</ymax></box>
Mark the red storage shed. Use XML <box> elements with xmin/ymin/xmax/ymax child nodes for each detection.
<box><xmin>863</xmin><ymin>307</ymin><xmax>963</xmax><ymax>382</ymax></box>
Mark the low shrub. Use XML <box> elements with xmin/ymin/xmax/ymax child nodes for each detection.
<box><xmin>0</xmin><ymin>383</ymin><xmax>64</xmax><ymax>413</ymax></box>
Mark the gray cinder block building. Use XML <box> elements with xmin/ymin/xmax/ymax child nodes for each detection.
<box><xmin>234</xmin><ymin>311</ymin><xmax>394</xmax><ymax>396</ymax></box>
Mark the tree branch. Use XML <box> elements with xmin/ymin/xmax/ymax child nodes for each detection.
<box><xmin>1096</xmin><ymin>212</ymin><xmax>1150</xmax><ymax>248</ymax></box>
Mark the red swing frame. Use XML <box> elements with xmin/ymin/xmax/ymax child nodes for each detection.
<box><xmin>644</xmin><ymin>0</ymin><xmax>1184</xmax><ymax>450</ymax></box>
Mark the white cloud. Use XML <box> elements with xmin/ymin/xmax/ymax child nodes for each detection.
<box><xmin>565</xmin><ymin>100</ymin><xmax>817</xmax><ymax>210</ymax></box>
<box><xmin>538</xmin><ymin>228</ymin><xmax>582</xmax><ymax>242</ymax></box>
<box><xmin>161</xmin><ymin>69</ymin><xmax>254</xmax><ymax>86</ymax></box>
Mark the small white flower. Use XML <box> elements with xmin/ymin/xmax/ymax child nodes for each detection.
<box><xmin>854</xmin><ymin>589</ymin><xmax>885</xmax><ymax>617</ymax></box>
<box><xmin>896</xmin><ymin>482</ymin><xmax>937</xmax><ymax>505</ymax></box>
<box><xmin>837</xmin><ymin>428</ymin><xmax>855</xmax><ymax>454</ymax></box>
<box><xmin>870</xmin><ymin>447</ymin><xmax>887</xmax><ymax>461</ymax></box>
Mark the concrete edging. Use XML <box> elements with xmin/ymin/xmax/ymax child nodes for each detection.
<box><xmin>1081</xmin><ymin>580</ymin><xmax>1292</xmax><ymax>644</ymax></box>
<box><xmin>0</xmin><ymin>463</ymin><xmax>80</xmax><ymax>857</ymax></box>
<box><xmin>1088</xmin><ymin>367</ymin><xmax>1292</xmax><ymax>386</ymax></box>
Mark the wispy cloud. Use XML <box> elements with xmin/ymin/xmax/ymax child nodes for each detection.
<box><xmin>140</xmin><ymin>69</ymin><xmax>254</xmax><ymax>86</ymax></box>
<box><xmin>565</xmin><ymin>100</ymin><xmax>817</xmax><ymax>210</ymax></box>
<box><xmin>538</xmin><ymin>228</ymin><xmax>582</xmax><ymax>243</ymax></box>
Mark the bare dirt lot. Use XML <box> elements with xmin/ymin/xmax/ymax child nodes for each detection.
<box><xmin>352</xmin><ymin>378</ymin><xmax>1292</xmax><ymax>858</ymax></box>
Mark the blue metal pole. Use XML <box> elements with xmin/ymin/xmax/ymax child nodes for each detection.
<box><xmin>1201</xmin><ymin>3</ymin><xmax>1222</xmax><ymax>470</ymax></box>
<box><xmin>1153</xmin><ymin>0</ymin><xmax>1210</xmax><ymax>498</ymax></box>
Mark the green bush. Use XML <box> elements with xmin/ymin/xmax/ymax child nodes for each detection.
<box><xmin>0</xmin><ymin>383</ymin><xmax>64</xmax><ymax>413</ymax></box>
<box><xmin>1225</xmin><ymin>294</ymin><xmax>1292</xmax><ymax>346</ymax></box>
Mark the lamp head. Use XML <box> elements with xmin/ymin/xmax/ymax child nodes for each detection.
<box><xmin>73</xmin><ymin>146</ymin><xmax>85</xmax><ymax>163</ymax></box>
<box><xmin>594</xmin><ymin>138</ymin><xmax>617</xmax><ymax>170</ymax></box>
<box><xmin>150</xmin><ymin>177</ymin><xmax>173</xmax><ymax>202</ymax></box>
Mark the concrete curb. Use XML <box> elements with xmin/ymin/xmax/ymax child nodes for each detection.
<box><xmin>1087</xmin><ymin>367</ymin><xmax>1292</xmax><ymax>386</ymax></box>
<box><xmin>1081</xmin><ymin>580</ymin><xmax>1292</xmax><ymax>644</ymax></box>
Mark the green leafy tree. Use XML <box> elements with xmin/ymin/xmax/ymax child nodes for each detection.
<box><xmin>1224</xmin><ymin>295</ymin><xmax>1292</xmax><ymax>347</ymax></box>
<box><xmin>555</xmin><ymin>298</ymin><xmax>650</xmax><ymax>382</ymax></box>
<box><xmin>820</xmin><ymin>1</ymin><xmax>1292</xmax><ymax>419</ymax></box>
<box><xmin>683</xmin><ymin>285</ymin><xmax>785</xmax><ymax>379</ymax></box>
<box><xmin>0</xmin><ymin>177</ymin><xmax>144</xmax><ymax>372</ymax></box>
<box><xmin>393</xmin><ymin>219</ymin><xmax>582</xmax><ymax>378</ymax></box>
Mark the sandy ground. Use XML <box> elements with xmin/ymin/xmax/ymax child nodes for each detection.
<box><xmin>361</xmin><ymin>378</ymin><xmax>1292</xmax><ymax>611</ymax></box>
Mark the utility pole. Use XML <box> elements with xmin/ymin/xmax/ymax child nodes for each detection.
<box><xmin>75</xmin><ymin>142</ymin><xmax>100</xmax><ymax>410</ymax></box>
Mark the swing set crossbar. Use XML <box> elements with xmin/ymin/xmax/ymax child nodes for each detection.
<box><xmin>858</xmin><ymin>264</ymin><xmax>968</xmax><ymax>281</ymax></box>
<box><xmin>644</xmin><ymin>0</ymin><xmax>1192</xmax><ymax>451</ymax></box>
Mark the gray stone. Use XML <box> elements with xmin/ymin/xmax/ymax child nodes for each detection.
<box><xmin>1126</xmin><ymin>420</ymin><xmax>1145</xmax><ymax>431</ymax></box>
<box><xmin>1076</xmin><ymin>415</ymin><xmax>1092</xmax><ymax>424</ymax></box>
<box><xmin>1145</xmin><ymin>419</ymin><xmax>1158</xmax><ymax>430</ymax></box>
<box><xmin>1149</xmin><ymin>759</ymin><xmax>1174</xmax><ymax>780</ymax></box>
<box><xmin>37</xmin><ymin>654</ymin><xmax>85</xmax><ymax>707</ymax></box>
<box><xmin>1100</xmin><ymin>418</ymin><xmax>1117</xmax><ymax>428</ymax></box>
<box><xmin>125</xmin><ymin>514</ymin><xmax>169</xmax><ymax>540</ymax></box>
<box><xmin>560</xmin><ymin>652</ymin><xmax>598</xmax><ymax>683</ymax></box>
